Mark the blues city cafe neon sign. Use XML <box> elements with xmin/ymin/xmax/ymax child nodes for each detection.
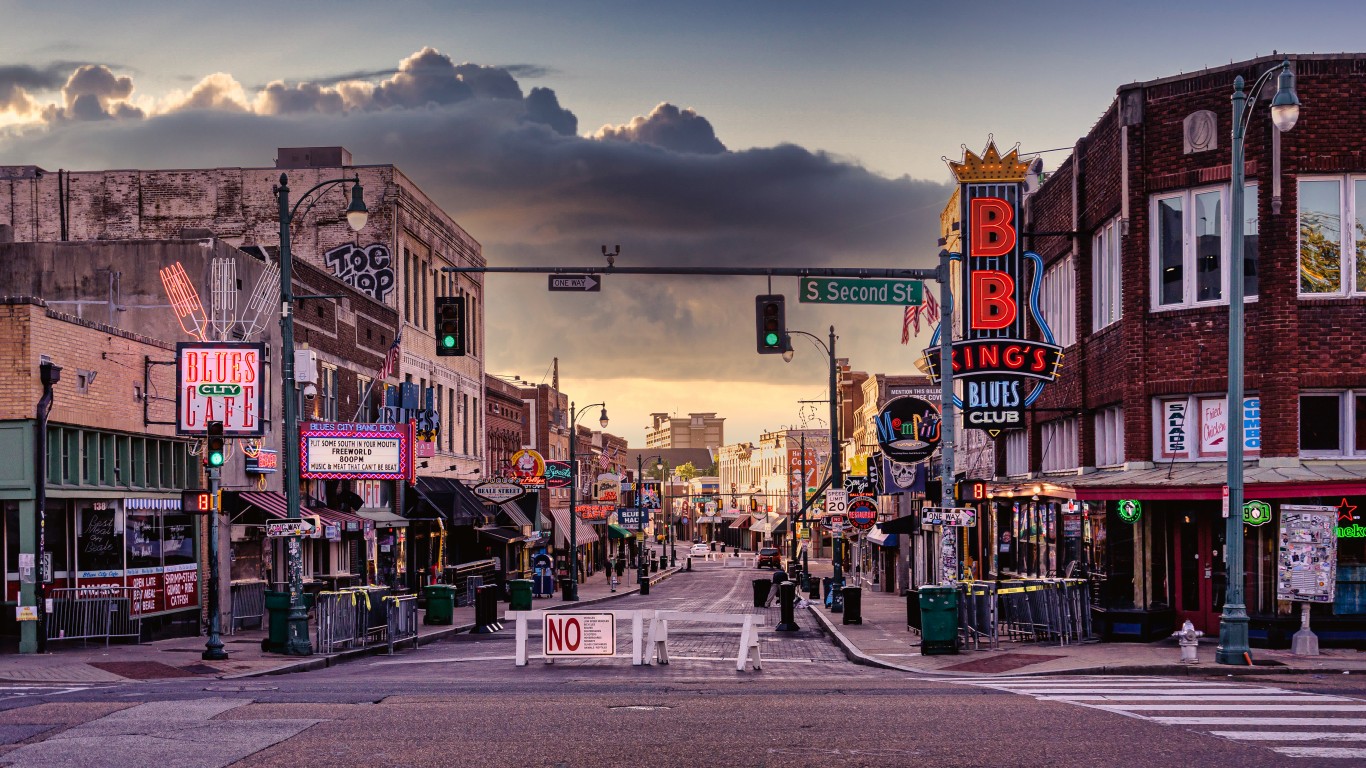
<box><xmin>923</xmin><ymin>141</ymin><xmax>1064</xmax><ymax>436</ymax></box>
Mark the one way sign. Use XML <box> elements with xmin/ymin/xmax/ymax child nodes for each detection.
<box><xmin>548</xmin><ymin>274</ymin><xmax>601</xmax><ymax>292</ymax></box>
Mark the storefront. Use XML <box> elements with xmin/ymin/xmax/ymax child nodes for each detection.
<box><xmin>227</xmin><ymin>491</ymin><xmax>372</xmax><ymax>593</ymax></box>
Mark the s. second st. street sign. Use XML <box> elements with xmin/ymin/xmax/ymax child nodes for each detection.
<box><xmin>799</xmin><ymin>277</ymin><xmax>922</xmax><ymax>306</ymax></box>
<box><xmin>548</xmin><ymin>274</ymin><xmax>601</xmax><ymax>292</ymax></box>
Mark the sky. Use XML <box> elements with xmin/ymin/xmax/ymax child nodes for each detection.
<box><xmin>2</xmin><ymin>0</ymin><xmax>1363</xmax><ymax>446</ymax></box>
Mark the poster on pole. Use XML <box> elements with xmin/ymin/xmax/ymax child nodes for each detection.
<box><xmin>1277</xmin><ymin>504</ymin><xmax>1337</xmax><ymax>603</ymax></box>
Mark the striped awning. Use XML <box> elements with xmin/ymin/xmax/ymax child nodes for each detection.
<box><xmin>125</xmin><ymin>497</ymin><xmax>183</xmax><ymax>510</ymax></box>
<box><xmin>549</xmin><ymin>507</ymin><xmax>600</xmax><ymax>547</ymax></box>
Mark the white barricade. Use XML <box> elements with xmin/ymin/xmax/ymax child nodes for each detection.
<box><xmin>505</xmin><ymin>609</ymin><xmax>648</xmax><ymax>667</ymax></box>
<box><xmin>722</xmin><ymin>554</ymin><xmax>756</xmax><ymax>568</ymax></box>
<box><xmin>646</xmin><ymin>611</ymin><xmax>766</xmax><ymax>672</ymax></box>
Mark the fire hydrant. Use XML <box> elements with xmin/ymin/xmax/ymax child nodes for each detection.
<box><xmin>1173</xmin><ymin>620</ymin><xmax>1203</xmax><ymax>664</ymax></box>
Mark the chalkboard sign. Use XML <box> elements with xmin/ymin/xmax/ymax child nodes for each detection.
<box><xmin>77</xmin><ymin>508</ymin><xmax>122</xmax><ymax>571</ymax></box>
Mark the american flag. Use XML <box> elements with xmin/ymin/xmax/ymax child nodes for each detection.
<box><xmin>900</xmin><ymin>291</ymin><xmax>941</xmax><ymax>345</ymax></box>
<box><xmin>378</xmin><ymin>328</ymin><xmax>403</xmax><ymax>380</ymax></box>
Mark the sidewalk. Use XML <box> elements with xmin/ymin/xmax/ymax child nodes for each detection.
<box><xmin>0</xmin><ymin>560</ymin><xmax>681</xmax><ymax>685</ymax></box>
<box><xmin>799</xmin><ymin>560</ymin><xmax>1366</xmax><ymax>677</ymax></box>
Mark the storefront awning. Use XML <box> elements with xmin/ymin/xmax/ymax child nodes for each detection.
<box><xmin>1067</xmin><ymin>461</ymin><xmax>1366</xmax><ymax>501</ymax></box>
<box><xmin>239</xmin><ymin>491</ymin><xmax>290</xmax><ymax>519</ymax></box>
<box><xmin>728</xmin><ymin>515</ymin><xmax>752</xmax><ymax>530</ymax></box>
<box><xmin>866</xmin><ymin>530</ymin><xmax>898</xmax><ymax>547</ymax></box>
<box><xmin>607</xmin><ymin>523</ymin><xmax>635</xmax><ymax>539</ymax></box>
<box><xmin>876</xmin><ymin>514</ymin><xmax>919</xmax><ymax>535</ymax></box>
<box><xmin>549</xmin><ymin>507</ymin><xmax>600</xmax><ymax>547</ymax></box>
<box><xmin>695</xmin><ymin>515</ymin><xmax>722</xmax><ymax>524</ymax></box>
<box><xmin>477</xmin><ymin>526</ymin><xmax>526</xmax><ymax>544</ymax></box>
<box><xmin>497</xmin><ymin>502</ymin><xmax>533</xmax><ymax>528</ymax></box>
<box><xmin>411</xmin><ymin>476</ymin><xmax>483</xmax><ymax>525</ymax></box>
<box><xmin>353</xmin><ymin>508</ymin><xmax>410</xmax><ymax>529</ymax></box>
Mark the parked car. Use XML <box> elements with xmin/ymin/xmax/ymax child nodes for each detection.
<box><xmin>757</xmin><ymin>547</ymin><xmax>782</xmax><ymax>569</ymax></box>
<box><xmin>689</xmin><ymin>543</ymin><xmax>710</xmax><ymax>556</ymax></box>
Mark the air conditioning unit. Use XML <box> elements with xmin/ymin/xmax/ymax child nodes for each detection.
<box><xmin>295</xmin><ymin>349</ymin><xmax>318</xmax><ymax>384</ymax></box>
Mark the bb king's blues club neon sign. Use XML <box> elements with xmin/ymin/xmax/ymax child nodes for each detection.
<box><xmin>925</xmin><ymin>140</ymin><xmax>1064</xmax><ymax>436</ymax></box>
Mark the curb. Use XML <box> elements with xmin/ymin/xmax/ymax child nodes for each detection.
<box><xmin>802</xmin><ymin>604</ymin><xmax>1364</xmax><ymax>678</ymax></box>
<box><xmin>228</xmin><ymin>566</ymin><xmax>683</xmax><ymax>680</ymax></box>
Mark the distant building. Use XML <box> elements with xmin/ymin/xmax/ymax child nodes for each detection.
<box><xmin>645</xmin><ymin>412</ymin><xmax>724</xmax><ymax>450</ymax></box>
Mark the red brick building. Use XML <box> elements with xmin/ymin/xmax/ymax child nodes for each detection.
<box><xmin>965</xmin><ymin>54</ymin><xmax>1366</xmax><ymax>646</ymax></box>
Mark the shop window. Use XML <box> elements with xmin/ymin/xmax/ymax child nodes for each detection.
<box><xmin>1040</xmin><ymin>417</ymin><xmax>1078</xmax><ymax>473</ymax></box>
<box><xmin>1299</xmin><ymin>390</ymin><xmax>1366</xmax><ymax>457</ymax></box>
<box><xmin>82</xmin><ymin>432</ymin><xmax>98</xmax><ymax>484</ymax></box>
<box><xmin>132</xmin><ymin>438</ymin><xmax>145</xmax><ymax>487</ymax></box>
<box><xmin>76</xmin><ymin>504</ymin><xmax>123</xmax><ymax>573</ymax></box>
<box><xmin>101</xmin><ymin>434</ymin><xmax>115</xmax><ymax>485</ymax></box>
<box><xmin>1298</xmin><ymin>177</ymin><xmax>1366</xmax><ymax>296</ymax></box>
<box><xmin>1154</xmin><ymin>394</ymin><xmax>1261</xmax><ymax>461</ymax></box>
<box><xmin>1095</xmin><ymin>406</ymin><xmax>1124</xmax><ymax>467</ymax></box>
<box><xmin>1151</xmin><ymin>184</ymin><xmax>1258</xmax><ymax>310</ymax></box>
<box><xmin>62</xmin><ymin>428</ymin><xmax>76</xmax><ymax>484</ymax></box>
<box><xmin>1092</xmin><ymin>217</ymin><xmax>1122</xmax><ymax>331</ymax></box>
<box><xmin>1040</xmin><ymin>255</ymin><xmax>1076</xmax><ymax>347</ymax></box>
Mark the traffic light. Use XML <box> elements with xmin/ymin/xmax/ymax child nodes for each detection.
<box><xmin>755</xmin><ymin>294</ymin><xmax>786</xmax><ymax>354</ymax></box>
<box><xmin>205</xmin><ymin>420</ymin><xmax>225</xmax><ymax>468</ymax></box>
<box><xmin>435</xmin><ymin>296</ymin><xmax>466</xmax><ymax>356</ymax></box>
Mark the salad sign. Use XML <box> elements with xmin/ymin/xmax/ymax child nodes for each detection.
<box><xmin>874</xmin><ymin>396</ymin><xmax>942</xmax><ymax>464</ymax></box>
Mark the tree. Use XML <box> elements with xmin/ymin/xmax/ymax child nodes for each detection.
<box><xmin>676</xmin><ymin>461</ymin><xmax>700</xmax><ymax>481</ymax></box>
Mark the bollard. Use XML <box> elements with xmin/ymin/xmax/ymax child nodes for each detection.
<box><xmin>807</xmin><ymin>575</ymin><xmax>820</xmax><ymax>599</ymax></box>
<box><xmin>841</xmin><ymin>586</ymin><xmax>862</xmax><ymax>625</ymax></box>
<box><xmin>776</xmin><ymin>581</ymin><xmax>799</xmax><ymax>632</ymax></box>
<box><xmin>650</xmin><ymin>557</ymin><xmax>659</xmax><ymax>573</ymax></box>
<box><xmin>471</xmin><ymin>585</ymin><xmax>503</xmax><ymax>634</ymax></box>
<box><xmin>686</xmin><ymin>556</ymin><xmax>692</xmax><ymax>572</ymax></box>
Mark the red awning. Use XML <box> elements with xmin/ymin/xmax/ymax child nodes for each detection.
<box><xmin>239</xmin><ymin>491</ymin><xmax>289</xmax><ymax>519</ymax></box>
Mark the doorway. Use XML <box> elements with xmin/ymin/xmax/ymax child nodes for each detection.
<box><xmin>1173</xmin><ymin>511</ymin><xmax>1227</xmax><ymax>634</ymax></box>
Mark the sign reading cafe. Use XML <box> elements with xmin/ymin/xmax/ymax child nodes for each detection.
<box><xmin>176</xmin><ymin>342</ymin><xmax>266</xmax><ymax>436</ymax></box>
<box><xmin>300</xmin><ymin>422</ymin><xmax>414</xmax><ymax>481</ymax></box>
<box><xmin>922</xmin><ymin>141</ymin><xmax>1064</xmax><ymax>436</ymax></box>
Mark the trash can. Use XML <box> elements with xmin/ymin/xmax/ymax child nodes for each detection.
<box><xmin>508</xmin><ymin>579</ymin><xmax>534</xmax><ymax>611</ymax></box>
<box><xmin>906</xmin><ymin>588</ymin><xmax>922</xmax><ymax>632</ymax></box>
<box><xmin>752</xmin><ymin>578</ymin><xmax>772</xmax><ymax>607</ymax></box>
<box><xmin>420</xmin><ymin>585</ymin><xmax>453</xmax><ymax>625</ymax></box>
<box><xmin>710</xmin><ymin>541</ymin><xmax>717</xmax><ymax>552</ymax></box>
<box><xmin>262</xmin><ymin>590</ymin><xmax>314</xmax><ymax>653</ymax></box>
<box><xmin>919</xmin><ymin>585</ymin><xmax>960</xmax><ymax>655</ymax></box>
<box><xmin>842</xmin><ymin>586</ymin><xmax>862</xmax><ymax>625</ymax></box>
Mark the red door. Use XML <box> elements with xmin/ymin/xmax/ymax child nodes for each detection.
<box><xmin>1174</xmin><ymin>512</ymin><xmax>1227</xmax><ymax>634</ymax></box>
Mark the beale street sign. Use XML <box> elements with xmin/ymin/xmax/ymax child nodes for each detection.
<box><xmin>176</xmin><ymin>342</ymin><xmax>266</xmax><ymax>437</ymax></box>
<box><xmin>922</xmin><ymin>141</ymin><xmax>1064</xmax><ymax>436</ymax></box>
<box><xmin>799</xmin><ymin>277</ymin><xmax>922</xmax><ymax>306</ymax></box>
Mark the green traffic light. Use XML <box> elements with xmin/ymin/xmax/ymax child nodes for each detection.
<box><xmin>442</xmin><ymin>334</ymin><xmax>455</xmax><ymax>348</ymax></box>
<box><xmin>208</xmin><ymin>451</ymin><xmax>224</xmax><ymax>467</ymax></box>
<box><xmin>764</xmin><ymin>332</ymin><xmax>779</xmax><ymax>346</ymax></box>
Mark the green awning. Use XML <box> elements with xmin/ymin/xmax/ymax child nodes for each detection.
<box><xmin>608</xmin><ymin>524</ymin><xmax>636</xmax><ymax>539</ymax></box>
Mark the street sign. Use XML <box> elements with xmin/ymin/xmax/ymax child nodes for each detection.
<box><xmin>548</xmin><ymin>274</ymin><xmax>601</xmax><ymax>292</ymax></box>
<box><xmin>922</xmin><ymin>506</ymin><xmax>977</xmax><ymax>527</ymax></box>
<box><xmin>266</xmin><ymin>517</ymin><xmax>319</xmax><ymax>538</ymax></box>
<box><xmin>822</xmin><ymin>513</ymin><xmax>847</xmax><ymax>532</ymax></box>
<box><xmin>848</xmin><ymin>498</ymin><xmax>878</xmax><ymax>530</ymax></box>
<box><xmin>799</xmin><ymin>277</ymin><xmax>922</xmax><ymax>306</ymax></box>
<box><xmin>473</xmin><ymin>481</ymin><xmax>526</xmax><ymax>503</ymax></box>
<box><xmin>825</xmin><ymin>489</ymin><xmax>848</xmax><ymax>516</ymax></box>
<box><xmin>543</xmin><ymin>612</ymin><xmax>616</xmax><ymax>657</ymax></box>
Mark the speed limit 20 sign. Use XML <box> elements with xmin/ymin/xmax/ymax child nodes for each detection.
<box><xmin>825</xmin><ymin>489</ymin><xmax>848</xmax><ymax>515</ymax></box>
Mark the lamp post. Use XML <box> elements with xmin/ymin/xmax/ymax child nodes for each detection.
<box><xmin>773</xmin><ymin>431</ymin><xmax>808</xmax><ymax>573</ymax></box>
<box><xmin>1217</xmin><ymin>60</ymin><xmax>1300</xmax><ymax>666</ymax></box>
<box><xmin>782</xmin><ymin>326</ymin><xmax>843</xmax><ymax>585</ymax></box>
<box><xmin>565</xmin><ymin>401</ymin><xmax>609</xmax><ymax>601</ymax></box>
<box><xmin>274</xmin><ymin>172</ymin><xmax>369</xmax><ymax>655</ymax></box>
<box><xmin>636</xmin><ymin>453</ymin><xmax>664</xmax><ymax>592</ymax></box>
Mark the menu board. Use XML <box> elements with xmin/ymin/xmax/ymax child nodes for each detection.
<box><xmin>1277</xmin><ymin>504</ymin><xmax>1337</xmax><ymax>603</ymax></box>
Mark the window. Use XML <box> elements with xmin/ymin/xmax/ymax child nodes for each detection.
<box><xmin>319</xmin><ymin>364</ymin><xmax>338</xmax><ymax>422</ymax></box>
<box><xmin>1040</xmin><ymin>417</ymin><xmax>1078</xmax><ymax>472</ymax></box>
<box><xmin>1095</xmin><ymin>406</ymin><xmax>1124</xmax><ymax>467</ymax></box>
<box><xmin>1298</xmin><ymin>177</ymin><xmax>1366</xmax><ymax>296</ymax></box>
<box><xmin>1299</xmin><ymin>390</ymin><xmax>1366</xmax><ymax>457</ymax></box>
<box><xmin>1151</xmin><ymin>184</ymin><xmax>1258</xmax><ymax>309</ymax></box>
<box><xmin>1040</xmin><ymin>255</ymin><xmax>1076</xmax><ymax>347</ymax></box>
<box><xmin>1004</xmin><ymin>430</ymin><xmax>1029</xmax><ymax>476</ymax></box>
<box><xmin>356</xmin><ymin>375</ymin><xmax>373</xmax><ymax>422</ymax></box>
<box><xmin>1154</xmin><ymin>394</ymin><xmax>1260</xmax><ymax>461</ymax></box>
<box><xmin>1092</xmin><ymin>218</ymin><xmax>1122</xmax><ymax>331</ymax></box>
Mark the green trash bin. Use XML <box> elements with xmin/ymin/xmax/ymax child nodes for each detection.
<box><xmin>918</xmin><ymin>585</ymin><xmax>960</xmax><ymax>655</ymax></box>
<box><xmin>509</xmin><ymin>579</ymin><xmax>534</xmax><ymax>611</ymax></box>
<box><xmin>262</xmin><ymin>590</ymin><xmax>315</xmax><ymax>653</ymax></box>
<box><xmin>423</xmin><ymin>584</ymin><xmax>455</xmax><ymax>625</ymax></box>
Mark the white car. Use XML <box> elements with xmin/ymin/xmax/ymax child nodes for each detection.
<box><xmin>689</xmin><ymin>543</ymin><xmax>710</xmax><ymax>556</ymax></box>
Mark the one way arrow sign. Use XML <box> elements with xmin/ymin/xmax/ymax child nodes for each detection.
<box><xmin>548</xmin><ymin>274</ymin><xmax>602</xmax><ymax>292</ymax></box>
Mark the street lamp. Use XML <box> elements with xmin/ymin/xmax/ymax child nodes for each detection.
<box><xmin>274</xmin><ymin>172</ymin><xmax>368</xmax><ymax>655</ymax></box>
<box><xmin>636</xmin><ymin>453</ymin><xmax>665</xmax><ymax>593</ymax></box>
<box><xmin>1217</xmin><ymin>60</ymin><xmax>1299</xmax><ymax>666</ymax></box>
<box><xmin>782</xmin><ymin>326</ymin><xmax>844</xmax><ymax>586</ymax></box>
<box><xmin>565</xmin><ymin>401</ymin><xmax>608</xmax><ymax>601</ymax></box>
<box><xmin>773</xmin><ymin>431</ymin><xmax>808</xmax><ymax>575</ymax></box>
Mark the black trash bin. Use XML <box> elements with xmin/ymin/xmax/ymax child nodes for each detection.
<box><xmin>842</xmin><ymin>586</ymin><xmax>862</xmax><ymax>625</ymax></box>
<box><xmin>906</xmin><ymin>588</ymin><xmax>922</xmax><ymax>632</ymax></box>
<box><xmin>752</xmin><ymin>578</ymin><xmax>772</xmax><ymax>607</ymax></box>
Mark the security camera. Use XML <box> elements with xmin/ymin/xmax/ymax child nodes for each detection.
<box><xmin>303</xmin><ymin>383</ymin><xmax>318</xmax><ymax>399</ymax></box>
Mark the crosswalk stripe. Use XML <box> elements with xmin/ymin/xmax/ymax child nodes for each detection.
<box><xmin>1211</xmin><ymin>732</ymin><xmax>1366</xmax><ymax>742</ymax></box>
<box><xmin>1152</xmin><ymin>717</ymin><xmax>1366</xmax><ymax>726</ymax></box>
<box><xmin>1271</xmin><ymin>747</ymin><xmax>1366</xmax><ymax>758</ymax></box>
<box><xmin>1042</xmin><ymin>695</ymin><xmax>1352</xmax><ymax>703</ymax></box>
<box><xmin>1099</xmin><ymin>704</ymin><xmax>1366</xmax><ymax>712</ymax></box>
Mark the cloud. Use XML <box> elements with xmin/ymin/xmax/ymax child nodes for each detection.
<box><xmin>523</xmin><ymin>87</ymin><xmax>576</xmax><ymax>135</ymax></box>
<box><xmin>161</xmin><ymin>73</ymin><xmax>251</xmax><ymax>112</ymax></box>
<box><xmin>41</xmin><ymin>64</ymin><xmax>143</xmax><ymax>121</ymax></box>
<box><xmin>593</xmin><ymin>102</ymin><xmax>725</xmax><ymax>154</ymax></box>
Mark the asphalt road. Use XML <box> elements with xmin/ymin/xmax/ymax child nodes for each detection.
<box><xmin>1</xmin><ymin>563</ymin><xmax>1364</xmax><ymax>767</ymax></box>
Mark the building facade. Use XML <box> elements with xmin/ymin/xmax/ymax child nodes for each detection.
<box><xmin>645</xmin><ymin>412</ymin><xmax>725</xmax><ymax>450</ymax></box>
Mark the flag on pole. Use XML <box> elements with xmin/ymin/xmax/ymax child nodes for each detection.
<box><xmin>378</xmin><ymin>328</ymin><xmax>403</xmax><ymax>380</ymax></box>
<box><xmin>900</xmin><ymin>291</ymin><xmax>941</xmax><ymax>344</ymax></box>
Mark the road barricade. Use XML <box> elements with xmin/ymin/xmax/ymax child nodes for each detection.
<box><xmin>385</xmin><ymin>594</ymin><xmax>419</xmax><ymax>655</ymax></box>
<box><xmin>45</xmin><ymin>587</ymin><xmax>140</xmax><ymax>645</ymax></box>
<box><xmin>646</xmin><ymin>610</ymin><xmax>767</xmax><ymax>672</ymax></box>
<box><xmin>505</xmin><ymin>609</ymin><xmax>648</xmax><ymax>667</ymax></box>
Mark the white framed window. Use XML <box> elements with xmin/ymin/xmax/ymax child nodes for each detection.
<box><xmin>1040</xmin><ymin>255</ymin><xmax>1076</xmax><ymax>347</ymax></box>
<box><xmin>1298</xmin><ymin>176</ymin><xmax>1366</xmax><ymax>296</ymax></box>
<box><xmin>1150</xmin><ymin>184</ymin><xmax>1259</xmax><ymax>310</ymax></box>
<box><xmin>1094</xmin><ymin>406</ymin><xmax>1124</xmax><ymax>467</ymax></box>
<box><xmin>1040</xmin><ymin>417</ymin><xmax>1078</xmax><ymax>472</ymax></box>
<box><xmin>1299</xmin><ymin>390</ymin><xmax>1366</xmax><ymax>457</ymax></box>
<box><xmin>1153</xmin><ymin>393</ymin><xmax>1260</xmax><ymax>461</ymax></box>
<box><xmin>319</xmin><ymin>363</ymin><xmax>338</xmax><ymax>422</ymax></box>
<box><xmin>1004</xmin><ymin>430</ymin><xmax>1029</xmax><ymax>476</ymax></box>
<box><xmin>1092</xmin><ymin>217</ymin><xmax>1122</xmax><ymax>331</ymax></box>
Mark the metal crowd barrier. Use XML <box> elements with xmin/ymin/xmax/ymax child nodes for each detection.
<box><xmin>958</xmin><ymin>581</ymin><xmax>998</xmax><ymax>650</ymax></box>
<box><xmin>45</xmin><ymin>587</ymin><xmax>141</xmax><ymax>646</ymax></box>
<box><xmin>385</xmin><ymin>595</ymin><xmax>419</xmax><ymax>655</ymax></box>
<box><xmin>992</xmin><ymin>578</ymin><xmax>1094</xmax><ymax>646</ymax></box>
<box><xmin>229</xmin><ymin>581</ymin><xmax>267</xmax><ymax>634</ymax></box>
<box><xmin>315</xmin><ymin>591</ymin><xmax>361</xmax><ymax>654</ymax></box>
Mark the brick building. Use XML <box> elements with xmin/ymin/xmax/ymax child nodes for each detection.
<box><xmin>957</xmin><ymin>54</ymin><xmax>1366</xmax><ymax>646</ymax></box>
<box><xmin>484</xmin><ymin>374</ymin><xmax>528</xmax><ymax>479</ymax></box>
<box><xmin>644</xmin><ymin>412</ymin><xmax>725</xmax><ymax>450</ymax></box>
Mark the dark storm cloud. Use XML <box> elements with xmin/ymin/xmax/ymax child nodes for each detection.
<box><xmin>594</xmin><ymin>103</ymin><xmax>726</xmax><ymax>154</ymax></box>
<box><xmin>0</xmin><ymin>49</ymin><xmax>950</xmax><ymax>383</ymax></box>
